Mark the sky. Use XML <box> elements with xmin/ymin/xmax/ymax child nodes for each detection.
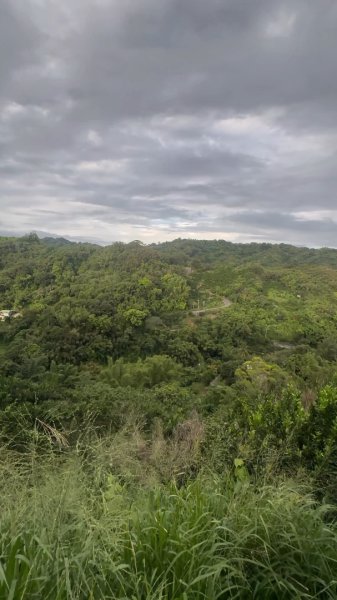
<box><xmin>1</xmin><ymin>0</ymin><xmax>337</xmax><ymax>246</ymax></box>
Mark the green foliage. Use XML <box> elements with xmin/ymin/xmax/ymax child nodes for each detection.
<box><xmin>235</xmin><ymin>356</ymin><xmax>291</xmax><ymax>395</ymax></box>
<box><xmin>124</xmin><ymin>307</ymin><xmax>149</xmax><ymax>326</ymax></box>
<box><xmin>160</xmin><ymin>272</ymin><xmax>189</xmax><ymax>311</ymax></box>
<box><xmin>1</xmin><ymin>442</ymin><xmax>337</xmax><ymax>599</ymax></box>
<box><xmin>100</xmin><ymin>355</ymin><xmax>183</xmax><ymax>388</ymax></box>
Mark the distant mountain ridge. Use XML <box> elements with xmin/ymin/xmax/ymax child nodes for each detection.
<box><xmin>0</xmin><ymin>230</ymin><xmax>107</xmax><ymax>245</ymax></box>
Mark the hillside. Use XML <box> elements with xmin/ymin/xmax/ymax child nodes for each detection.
<box><xmin>1</xmin><ymin>235</ymin><xmax>337</xmax><ymax>598</ymax></box>
<box><xmin>2</xmin><ymin>235</ymin><xmax>337</xmax><ymax>398</ymax></box>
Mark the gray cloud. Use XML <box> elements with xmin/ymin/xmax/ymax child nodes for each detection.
<box><xmin>1</xmin><ymin>0</ymin><xmax>337</xmax><ymax>245</ymax></box>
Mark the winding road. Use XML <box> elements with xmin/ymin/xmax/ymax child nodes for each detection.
<box><xmin>191</xmin><ymin>297</ymin><xmax>232</xmax><ymax>316</ymax></box>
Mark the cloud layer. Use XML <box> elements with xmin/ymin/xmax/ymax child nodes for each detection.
<box><xmin>1</xmin><ymin>0</ymin><xmax>337</xmax><ymax>245</ymax></box>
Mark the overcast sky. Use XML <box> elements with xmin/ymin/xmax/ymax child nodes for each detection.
<box><xmin>1</xmin><ymin>0</ymin><xmax>337</xmax><ymax>246</ymax></box>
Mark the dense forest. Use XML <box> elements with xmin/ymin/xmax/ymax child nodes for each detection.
<box><xmin>2</xmin><ymin>233</ymin><xmax>337</xmax><ymax>598</ymax></box>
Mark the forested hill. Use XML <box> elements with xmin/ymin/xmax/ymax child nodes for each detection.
<box><xmin>2</xmin><ymin>233</ymin><xmax>337</xmax><ymax>392</ymax></box>
<box><xmin>155</xmin><ymin>237</ymin><xmax>337</xmax><ymax>267</ymax></box>
<box><xmin>2</xmin><ymin>232</ymin><xmax>337</xmax><ymax>432</ymax></box>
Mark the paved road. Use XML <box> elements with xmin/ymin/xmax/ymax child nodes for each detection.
<box><xmin>191</xmin><ymin>297</ymin><xmax>232</xmax><ymax>316</ymax></box>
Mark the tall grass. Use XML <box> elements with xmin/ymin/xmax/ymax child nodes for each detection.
<box><xmin>0</xmin><ymin>430</ymin><xmax>337</xmax><ymax>599</ymax></box>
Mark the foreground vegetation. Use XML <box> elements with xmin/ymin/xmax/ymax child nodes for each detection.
<box><xmin>2</xmin><ymin>235</ymin><xmax>337</xmax><ymax>597</ymax></box>
<box><xmin>1</xmin><ymin>429</ymin><xmax>337</xmax><ymax>600</ymax></box>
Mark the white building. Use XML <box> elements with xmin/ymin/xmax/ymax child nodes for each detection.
<box><xmin>0</xmin><ymin>310</ymin><xmax>22</xmax><ymax>321</ymax></box>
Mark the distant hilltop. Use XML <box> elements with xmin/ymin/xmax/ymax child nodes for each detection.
<box><xmin>0</xmin><ymin>230</ymin><xmax>106</xmax><ymax>245</ymax></box>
